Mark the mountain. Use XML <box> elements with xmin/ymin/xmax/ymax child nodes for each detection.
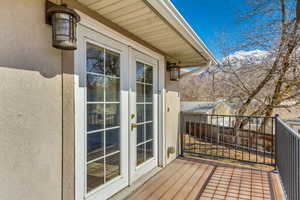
<box><xmin>221</xmin><ymin>50</ymin><xmax>270</xmax><ymax>65</ymax></box>
<box><xmin>180</xmin><ymin>49</ymin><xmax>300</xmax><ymax>119</ymax></box>
<box><xmin>180</xmin><ymin>49</ymin><xmax>272</xmax><ymax>101</ymax></box>
<box><xmin>182</xmin><ymin>49</ymin><xmax>272</xmax><ymax>79</ymax></box>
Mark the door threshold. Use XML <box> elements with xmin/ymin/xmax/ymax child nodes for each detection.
<box><xmin>108</xmin><ymin>167</ymin><xmax>162</xmax><ymax>200</ymax></box>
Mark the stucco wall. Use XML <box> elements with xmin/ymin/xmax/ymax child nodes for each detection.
<box><xmin>0</xmin><ymin>1</ymin><xmax>62</xmax><ymax>200</ymax></box>
<box><xmin>0</xmin><ymin>0</ymin><xmax>184</xmax><ymax>198</ymax></box>
<box><xmin>165</xmin><ymin>71</ymin><xmax>181</xmax><ymax>164</ymax></box>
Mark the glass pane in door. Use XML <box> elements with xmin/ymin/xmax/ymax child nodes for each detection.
<box><xmin>86</xmin><ymin>42</ymin><xmax>121</xmax><ymax>193</ymax></box>
<box><xmin>136</xmin><ymin>62</ymin><xmax>154</xmax><ymax>166</ymax></box>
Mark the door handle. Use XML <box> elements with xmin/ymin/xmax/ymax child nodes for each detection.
<box><xmin>131</xmin><ymin>123</ymin><xmax>137</xmax><ymax>131</ymax></box>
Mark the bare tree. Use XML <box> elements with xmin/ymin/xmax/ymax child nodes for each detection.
<box><xmin>234</xmin><ymin>0</ymin><xmax>300</xmax><ymax>119</ymax></box>
<box><xmin>180</xmin><ymin>0</ymin><xmax>300</xmax><ymax>131</ymax></box>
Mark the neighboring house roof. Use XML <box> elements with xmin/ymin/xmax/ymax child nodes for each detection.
<box><xmin>181</xmin><ymin>101</ymin><xmax>232</xmax><ymax>114</ymax></box>
<box><xmin>180</xmin><ymin>100</ymin><xmax>234</xmax><ymax>115</ymax></box>
<box><xmin>285</xmin><ymin>118</ymin><xmax>300</xmax><ymax>124</ymax></box>
<box><xmin>71</xmin><ymin>0</ymin><xmax>217</xmax><ymax>67</ymax></box>
<box><xmin>274</xmin><ymin>106</ymin><xmax>300</xmax><ymax>120</ymax></box>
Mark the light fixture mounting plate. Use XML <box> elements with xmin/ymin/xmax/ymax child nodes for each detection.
<box><xmin>45</xmin><ymin>0</ymin><xmax>57</xmax><ymax>25</ymax></box>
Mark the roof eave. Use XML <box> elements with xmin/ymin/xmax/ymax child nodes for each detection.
<box><xmin>145</xmin><ymin>0</ymin><xmax>218</xmax><ymax>65</ymax></box>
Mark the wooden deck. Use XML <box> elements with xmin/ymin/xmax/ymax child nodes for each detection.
<box><xmin>126</xmin><ymin>157</ymin><xmax>280</xmax><ymax>200</ymax></box>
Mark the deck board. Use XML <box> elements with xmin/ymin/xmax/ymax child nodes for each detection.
<box><xmin>125</xmin><ymin>157</ymin><xmax>278</xmax><ymax>200</ymax></box>
<box><xmin>173</xmin><ymin>164</ymin><xmax>213</xmax><ymax>200</ymax></box>
<box><xmin>126</xmin><ymin>159</ymin><xmax>187</xmax><ymax>200</ymax></box>
<box><xmin>158</xmin><ymin>162</ymin><xmax>203</xmax><ymax>200</ymax></box>
<box><xmin>184</xmin><ymin>165</ymin><xmax>215</xmax><ymax>200</ymax></box>
<box><xmin>146</xmin><ymin>161</ymin><xmax>195</xmax><ymax>200</ymax></box>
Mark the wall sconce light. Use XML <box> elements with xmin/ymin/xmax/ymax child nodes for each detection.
<box><xmin>46</xmin><ymin>1</ymin><xmax>80</xmax><ymax>50</ymax></box>
<box><xmin>167</xmin><ymin>62</ymin><xmax>180</xmax><ymax>81</ymax></box>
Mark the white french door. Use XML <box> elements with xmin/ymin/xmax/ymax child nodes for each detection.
<box><xmin>75</xmin><ymin>25</ymin><xmax>159</xmax><ymax>200</ymax></box>
<box><xmin>129</xmin><ymin>50</ymin><xmax>158</xmax><ymax>183</ymax></box>
<box><xmin>75</xmin><ymin>25</ymin><xmax>129</xmax><ymax>200</ymax></box>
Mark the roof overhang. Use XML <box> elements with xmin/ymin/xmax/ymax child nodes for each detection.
<box><xmin>67</xmin><ymin>0</ymin><xmax>218</xmax><ymax>67</ymax></box>
<box><xmin>147</xmin><ymin>0</ymin><xmax>218</xmax><ymax>67</ymax></box>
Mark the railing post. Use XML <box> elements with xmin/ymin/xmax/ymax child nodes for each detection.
<box><xmin>180</xmin><ymin>112</ymin><xmax>185</xmax><ymax>156</ymax></box>
<box><xmin>274</xmin><ymin>114</ymin><xmax>279</xmax><ymax>171</ymax></box>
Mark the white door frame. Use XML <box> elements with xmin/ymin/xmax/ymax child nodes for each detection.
<box><xmin>74</xmin><ymin>11</ymin><xmax>166</xmax><ymax>200</ymax></box>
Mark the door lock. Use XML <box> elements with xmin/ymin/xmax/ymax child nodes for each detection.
<box><xmin>131</xmin><ymin>123</ymin><xmax>137</xmax><ymax>131</ymax></box>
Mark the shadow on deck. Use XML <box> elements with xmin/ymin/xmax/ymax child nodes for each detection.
<box><xmin>125</xmin><ymin>157</ymin><xmax>282</xmax><ymax>200</ymax></box>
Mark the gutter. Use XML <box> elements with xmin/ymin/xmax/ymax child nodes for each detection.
<box><xmin>181</xmin><ymin>61</ymin><xmax>212</xmax><ymax>78</ymax></box>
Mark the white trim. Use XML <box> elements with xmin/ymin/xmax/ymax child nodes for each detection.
<box><xmin>128</xmin><ymin>46</ymin><xmax>133</xmax><ymax>185</ymax></box>
<box><xmin>74</xmin><ymin>27</ymin><xmax>85</xmax><ymax>200</ymax></box>
<box><xmin>87</xmin><ymin>126</ymin><xmax>120</xmax><ymax>134</ymax></box>
<box><xmin>87</xmin><ymin>151</ymin><xmax>121</xmax><ymax>165</ymax></box>
<box><xmin>159</xmin><ymin>60</ymin><xmax>166</xmax><ymax>167</ymax></box>
<box><xmin>86</xmin><ymin>72</ymin><xmax>121</xmax><ymax>79</ymax></box>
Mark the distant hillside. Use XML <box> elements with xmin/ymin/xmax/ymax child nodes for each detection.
<box><xmin>180</xmin><ymin>50</ymin><xmax>273</xmax><ymax>102</ymax></box>
<box><xmin>179</xmin><ymin>49</ymin><xmax>300</xmax><ymax>119</ymax></box>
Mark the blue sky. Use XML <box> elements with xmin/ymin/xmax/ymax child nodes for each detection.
<box><xmin>171</xmin><ymin>0</ymin><xmax>247</xmax><ymax>59</ymax></box>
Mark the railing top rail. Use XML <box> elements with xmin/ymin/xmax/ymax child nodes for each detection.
<box><xmin>181</xmin><ymin>112</ymin><xmax>276</xmax><ymax>119</ymax></box>
<box><xmin>277</xmin><ymin>118</ymin><xmax>300</xmax><ymax>140</ymax></box>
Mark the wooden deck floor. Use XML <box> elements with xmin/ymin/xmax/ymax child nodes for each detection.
<box><xmin>126</xmin><ymin>157</ymin><xmax>278</xmax><ymax>200</ymax></box>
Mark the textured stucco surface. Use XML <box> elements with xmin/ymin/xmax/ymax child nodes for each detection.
<box><xmin>0</xmin><ymin>0</ymin><xmax>181</xmax><ymax>199</ymax></box>
<box><xmin>62</xmin><ymin>51</ymin><xmax>75</xmax><ymax>200</ymax></box>
<box><xmin>165</xmin><ymin>72</ymin><xmax>180</xmax><ymax>164</ymax></box>
<box><xmin>0</xmin><ymin>0</ymin><xmax>62</xmax><ymax>200</ymax></box>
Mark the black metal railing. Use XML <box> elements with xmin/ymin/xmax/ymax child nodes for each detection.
<box><xmin>180</xmin><ymin>112</ymin><xmax>276</xmax><ymax>166</ymax></box>
<box><xmin>180</xmin><ymin>112</ymin><xmax>300</xmax><ymax>199</ymax></box>
<box><xmin>276</xmin><ymin>118</ymin><xmax>300</xmax><ymax>200</ymax></box>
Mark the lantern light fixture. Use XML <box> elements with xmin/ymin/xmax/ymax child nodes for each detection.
<box><xmin>167</xmin><ymin>62</ymin><xmax>181</xmax><ymax>81</ymax></box>
<box><xmin>46</xmin><ymin>1</ymin><xmax>80</xmax><ymax>50</ymax></box>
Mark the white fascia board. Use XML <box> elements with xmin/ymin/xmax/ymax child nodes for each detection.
<box><xmin>146</xmin><ymin>0</ymin><xmax>218</xmax><ymax>65</ymax></box>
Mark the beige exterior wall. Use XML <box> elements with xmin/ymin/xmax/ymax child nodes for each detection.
<box><xmin>0</xmin><ymin>0</ymin><xmax>183</xmax><ymax>199</ymax></box>
<box><xmin>165</xmin><ymin>71</ymin><xmax>181</xmax><ymax>165</ymax></box>
<box><xmin>0</xmin><ymin>1</ymin><xmax>63</xmax><ymax>200</ymax></box>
